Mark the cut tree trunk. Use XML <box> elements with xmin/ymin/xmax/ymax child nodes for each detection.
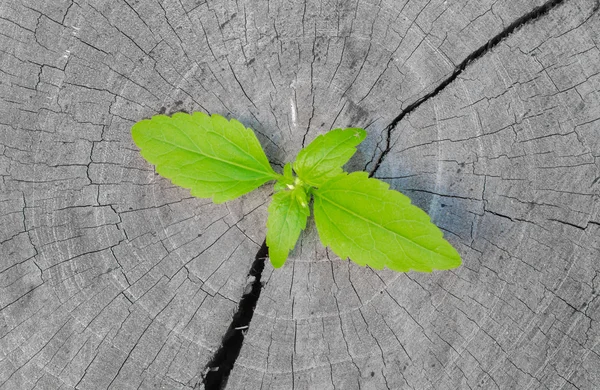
<box><xmin>1</xmin><ymin>0</ymin><xmax>599</xmax><ymax>389</ymax></box>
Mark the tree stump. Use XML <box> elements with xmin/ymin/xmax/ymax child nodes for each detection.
<box><xmin>1</xmin><ymin>0</ymin><xmax>599</xmax><ymax>389</ymax></box>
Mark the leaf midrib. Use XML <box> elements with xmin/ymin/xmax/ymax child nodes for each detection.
<box><xmin>178</xmin><ymin>116</ymin><xmax>269</xmax><ymax>172</ymax></box>
<box><xmin>152</xmin><ymin>136</ymin><xmax>278</xmax><ymax>180</ymax></box>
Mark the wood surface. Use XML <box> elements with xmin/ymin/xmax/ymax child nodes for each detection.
<box><xmin>1</xmin><ymin>0</ymin><xmax>599</xmax><ymax>389</ymax></box>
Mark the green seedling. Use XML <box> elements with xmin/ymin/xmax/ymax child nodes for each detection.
<box><xmin>132</xmin><ymin>112</ymin><xmax>461</xmax><ymax>272</ymax></box>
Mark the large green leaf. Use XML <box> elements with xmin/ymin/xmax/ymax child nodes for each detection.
<box><xmin>132</xmin><ymin>112</ymin><xmax>278</xmax><ymax>203</ymax></box>
<box><xmin>294</xmin><ymin>128</ymin><xmax>366</xmax><ymax>187</ymax></box>
<box><xmin>313</xmin><ymin>172</ymin><xmax>461</xmax><ymax>272</ymax></box>
<box><xmin>266</xmin><ymin>187</ymin><xmax>310</xmax><ymax>268</ymax></box>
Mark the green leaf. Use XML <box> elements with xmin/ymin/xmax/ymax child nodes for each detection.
<box><xmin>266</xmin><ymin>187</ymin><xmax>310</xmax><ymax>268</ymax></box>
<box><xmin>274</xmin><ymin>162</ymin><xmax>294</xmax><ymax>192</ymax></box>
<box><xmin>294</xmin><ymin>128</ymin><xmax>367</xmax><ymax>187</ymax></box>
<box><xmin>132</xmin><ymin>112</ymin><xmax>279</xmax><ymax>203</ymax></box>
<box><xmin>313</xmin><ymin>172</ymin><xmax>461</xmax><ymax>272</ymax></box>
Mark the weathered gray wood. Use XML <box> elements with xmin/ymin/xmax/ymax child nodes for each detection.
<box><xmin>0</xmin><ymin>0</ymin><xmax>598</xmax><ymax>389</ymax></box>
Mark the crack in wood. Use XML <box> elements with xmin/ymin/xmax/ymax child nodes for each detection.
<box><xmin>201</xmin><ymin>240</ymin><xmax>269</xmax><ymax>390</ymax></box>
<box><xmin>369</xmin><ymin>0</ymin><xmax>568</xmax><ymax>177</ymax></box>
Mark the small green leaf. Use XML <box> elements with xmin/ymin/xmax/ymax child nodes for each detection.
<box><xmin>132</xmin><ymin>112</ymin><xmax>279</xmax><ymax>203</ymax></box>
<box><xmin>274</xmin><ymin>162</ymin><xmax>294</xmax><ymax>192</ymax></box>
<box><xmin>313</xmin><ymin>172</ymin><xmax>461</xmax><ymax>272</ymax></box>
<box><xmin>283</xmin><ymin>162</ymin><xmax>293</xmax><ymax>179</ymax></box>
<box><xmin>266</xmin><ymin>187</ymin><xmax>310</xmax><ymax>268</ymax></box>
<box><xmin>294</xmin><ymin>128</ymin><xmax>367</xmax><ymax>187</ymax></box>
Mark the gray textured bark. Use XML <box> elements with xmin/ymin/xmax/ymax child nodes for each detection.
<box><xmin>1</xmin><ymin>0</ymin><xmax>599</xmax><ymax>389</ymax></box>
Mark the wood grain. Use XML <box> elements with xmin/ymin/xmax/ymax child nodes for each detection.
<box><xmin>1</xmin><ymin>0</ymin><xmax>598</xmax><ymax>389</ymax></box>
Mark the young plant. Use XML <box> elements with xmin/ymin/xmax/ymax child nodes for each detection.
<box><xmin>132</xmin><ymin>112</ymin><xmax>461</xmax><ymax>272</ymax></box>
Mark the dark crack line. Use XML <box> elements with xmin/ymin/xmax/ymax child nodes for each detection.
<box><xmin>369</xmin><ymin>0</ymin><xmax>568</xmax><ymax>176</ymax></box>
<box><xmin>201</xmin><ymin>240</ymin><xmax>269</xmax><ymax>390</ymax></box>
